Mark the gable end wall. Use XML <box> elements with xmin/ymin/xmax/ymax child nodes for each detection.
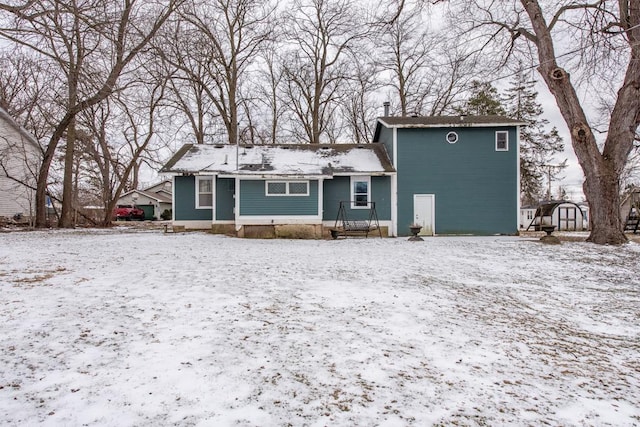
<box><xmin>0</xmin><ymin>120</ymin><xmax>39</xmax><ymax>218</ymax></box>
<box><xmin>397</xmin><ymin>126</ymin><xmax>518</xmax><ymax>235</ymax></box>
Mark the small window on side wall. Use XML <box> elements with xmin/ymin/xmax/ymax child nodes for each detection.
<box><xmin>496</xmin><ymin>131</ymin><xmax>509</xmax><ymax>151</ymax></box>
<box><xmin>446</xmin><ymin>131</ymin><xmax>458</xmax><ymax>144</ymax></box>
<box><xmin>196</xmin><ymin>176</ymin><xmax>213</xmax><ymax>208</ymax></box>
<box><xmin>351</xmin><ymin>176</ymin><xmax>371</xmax><ymax>209</ymax></box>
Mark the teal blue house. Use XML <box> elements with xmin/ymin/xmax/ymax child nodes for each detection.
<box><xmin>373</xmin><ymin>115</ymin><xmax>524</xmax><ymax>236</ymax></box>
<box><xmin>160</xmin><ymin>144</ymin><xmax>395</xmax><ymax>238</ymax></box>
<box><xmin>161</xmin><ymin>115</ymin><xmax>524</xmax><ymax>237</ymax></box>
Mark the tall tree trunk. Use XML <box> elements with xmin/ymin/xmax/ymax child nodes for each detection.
<box><xmin>59</xmin><ymin>116</ymin><xmax>76</xmax><ymax>228</ymax></box>
<box><xmin>131</xmin><ymin>160</ymin><xmax>139</xmax><ymax>190</ymax></box>
<box><xmin>583</xmin><ymin>164</ymin><xmax>624</xmax><ymax>243</ymax></box>
<box><xmin>521</xmin><ymin>0</ymin><xmax>638</xmax><ymax>244</ymax></box>
<box><xmin>35</xmin><ymin>112</ymin><xmax>76</xmax><ymax>227</ymax></box>
<box><xmin>25</xmin><ymin>0</ymin><xmax>181</xmax><ymax>227</ymax></box>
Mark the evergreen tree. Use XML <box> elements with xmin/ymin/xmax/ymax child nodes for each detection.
<box><xmin>457</xmin><ymin>76</ymin><xmax>565</xmax><ymax>205</ymax></box>
<box><xmin>455</xmin><ymin>81</ymin><xmax>506</xmax><ymax>116</ymax></box>
<box><xmin>503</xmin><ymin>72</ymin><xmax>564</xmax><ymax>205</ymax></box>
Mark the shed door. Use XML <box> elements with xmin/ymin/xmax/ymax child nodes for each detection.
<box><xmin>414</xmin><ymin>194</ymin><xmax>435</xmax><ymax>236</ymax></box>
<box><xmin>558</xmin><ymin>207</ymin><xmax>577</xmax><ymax>231</ymax></box>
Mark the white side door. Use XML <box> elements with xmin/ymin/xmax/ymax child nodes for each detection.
<box><xmin>413</xmin><ymin>194</ymin><xmax>435</xmax><ymax>236</ymax></box>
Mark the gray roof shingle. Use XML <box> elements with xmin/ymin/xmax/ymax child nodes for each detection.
<box><xmin>378</xmin><ymin>115</ymin><xmax>527</xmax><ymax>128</ymax></box>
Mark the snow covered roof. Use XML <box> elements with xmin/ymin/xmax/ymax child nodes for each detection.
<box><xmin>117</xmin><ymin>189</ymin><xmax>172</xmax><ymax>204</ymax></box>
<box><xmin>377</xmin><ymin>115</ymin><xmax>527</xmax><ymax>128</ymax></box>
<box><xmin>143</xmin><ymin>180</ymin><xmax>172</xmax><ymax>195</ymax></box>
<box><xmin>161</xmin><ymin>143</ymin><xmax>396</xmax><ymax>177</ymax></box>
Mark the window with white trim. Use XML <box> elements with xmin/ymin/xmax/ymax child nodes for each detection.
<box><xmin>196</xmin><ymin>176</ymin><xmax>213</xmax><ymax>208</ymax></box>
<box><xmin>496</xmin><ymin>131</ymin><xmax>509</xmax><ymax>151</ymax></box>
<box><xmin>266</xmin><ymin>181</ymin><xmax>309</xmax><ymax>196</ymax></box>
<box><xmin>351</xmin><ymin>176</ymin><xmax>371</xmax><ymax>209</ymax></box>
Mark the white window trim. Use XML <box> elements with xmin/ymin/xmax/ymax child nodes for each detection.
<box><xmin>446</xmin><ymin>131</ymin><xmax>458</xmax><ymax>144</ymax></box>
<box><xmin>350</xmin><ymin>176</ymin><xmax>371</xmax><ymax>209</ymax></box>
<box><xmin>496</xmin><ymin>131</ymin><xmax>509</xmax><ymax>151</ymax></box>
<box><xmin>195</xmin><ymin>176</ymin><xmax>213</xmax><ymax>209</ymax></box>
<box><xmin>265</xmin><ymin>180</ymin><xmax>309</xmax><ymax>197</ymax></box>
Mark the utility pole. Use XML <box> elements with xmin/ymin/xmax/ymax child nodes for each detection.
<box><xmin>543</xmin><ymin>164</ymin><xmax>564</xmax><ymax>201</ymax></box>
<box><xmin>546</xmin><ymin>165</ymin><xmax>553</xmax><ymax>201</ymax></box>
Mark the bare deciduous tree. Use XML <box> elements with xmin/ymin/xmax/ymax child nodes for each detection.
<box><xmin>377</xmin><ymin>2</ymin><xmax>433</xmax><ymax>116</ymax></box>
<box><xmin>168</xmin><ymin>0</ymin><xmax>275</xmax><ymax>145</ymax></box>
<box><xmin>376</xmin><ymin>0</ymin><xmax>484</xmax><ymax>117</ymax></box>
<box><xmin>0</xmin><ymin>0</ymin><xmax>183</xmax><ymax>227</ymax></box>
<box><xmin>74</xmin><ymin>66</ymin><xmax>171</xmax><ymax>226</ymax></box>
<box><xmin>280</xmin><ymin>0</ymin><xmax>369</xmax><ymax>144</ymax></box>
<box><xmin>461</xmin><ymin>0</ymin><xmax>640</xmax><ymax>245</ymax></box>
<box><xmin>157</xmin><ymin>25</ymin><xmax>221</xmax><ymax>146</ymax></box>
<box><xmin>340</xmin><ymin>59</ymin><xmax>381</xmax><ymax>144</ymax></box>
<box><xmin>250</xmin><ymin>44</ymin><xmax>285</xmax><ymax>144</ymax></box>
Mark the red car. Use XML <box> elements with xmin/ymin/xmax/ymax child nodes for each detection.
<box><xmin>113</xmin><ymin>205</ymin><xmax>145</xmax><ymax>221</ymax></box>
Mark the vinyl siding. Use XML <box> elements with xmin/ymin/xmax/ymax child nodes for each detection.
<box><xmin>239</xmin><ymin>180</ymin><xmax>318</xmax><ymax>216</ymax></box>
<box><xmin>323</xmin><ymin>176</ymin><xmax>392</xmax><ymax>221</ymax></box>
<box><xmin>174</xmin><ymin>175</ymin><xmax>212</xmax><ymax>221</ymax></box>
<box><xmin>397</xmin><ymin>127</ymin><xmax>518</xmax><ymax>235</ymax></box>
<box><xmin>216</xmin><ymin>178</ymin><xmax>235</xmax><ymax>220</ymax></box>
<box><xmin>0</xmin><ymin>120</ymin><xmax>39</xmax><ymax>218</ymax></box>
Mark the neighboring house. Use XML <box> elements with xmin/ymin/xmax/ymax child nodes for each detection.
<box><xmin>160</xmin><ymin>144</ymin><xmax>395</xmax><ymax>237</ymax></box>
<box><xmin>373</xmin><ymin>115</ymin><xmax>525</xmax><ymax>236</ymax></box>
<box><xmin>144</xmin><ymin>180</ymin><xmax>173</xmax><ymax>202</ymax></box>
<box><xmin>0</xmin><ymin>107</ymin><xmax>40</xmax><ymax>221</ymax></box>
<box><xmin>115</xmin><ymin>180</ymin><xmax>173</xmax><ymax>220</ymax></box>
<box><xmin>520</xmin><ymin>205</ymin><xmax>537</xmax><ymax>230</ymax></box>
<box><xmin>526</xmin><ymin>200</ymin><xmax>589</xmax><ymax>231</ymax></box>
<box><xmin>621</xmin><ymin>187</ymin><xmax>639</xmax><ymax>222</ymax></box>
<box><xmin>162</xmin><ymin>115</ymin><xmax>524</xmax><ymax>237</ymax></box>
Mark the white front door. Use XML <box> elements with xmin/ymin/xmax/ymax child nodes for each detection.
<box><xmin>413</xmin><ymin>194</ymin><xmax>435</xmax><ymax>236</ymax></box>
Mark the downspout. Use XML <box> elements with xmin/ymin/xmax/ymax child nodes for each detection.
<box><xmin>391</xmin><ymin>127</ymin><xmax>398</xmax><ymax>237</ymax></box>
<box><xmin>235</xmin><ymin>177</ymin><xmax>241</xmax><ymax>234</ymax></box>
<box><xmin>516</xmin><ymin>125</ymin><xmax>521</xmax><ymax>234</ymax></box>
<box><xmin>211</xmin><ymin>175</ymin><xmax>216</xmax><ymax>227</ymax></box>
<box><xmin>318</xmin><ymin>178</ymin><xmax>324</xmax><ymax>237</ymax></box>
<box><xmin>171</xmin><ymin>175</ymin><xmax>176</xmax><ymax>223</ymax></box>
<box><xmin>235</xmin><ymin>125</ymin><xmax>241</xmax><ymax>234</ymax></box>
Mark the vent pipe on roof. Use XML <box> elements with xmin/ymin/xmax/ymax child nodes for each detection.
<box><xmin>383</xmin><ymin>101</ymin><xmax>390</xmax><ymax>116</ymax></box>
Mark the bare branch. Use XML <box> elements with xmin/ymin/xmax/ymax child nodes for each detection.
<box><xmin>547</xmin><ymin>0</ymin><xmax>606</xmax><ymax>32</ymax></box>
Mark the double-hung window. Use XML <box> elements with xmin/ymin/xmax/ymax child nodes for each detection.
<box><xmin>351</xmin><ymin>176</ymin><xmax>371</xmax><ymax>209</ymax></box>
<box><xmin>496</xmin><ymin>131</ymin><xmax>509</xmax><ymax>151</ymax></box>
<box><xmin>196</xmin><ymin>176</ymin><xmax>213</xmax><ymax>208</ymax></box>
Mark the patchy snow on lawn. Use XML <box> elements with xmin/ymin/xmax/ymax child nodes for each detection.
<box><xmin>0</xmin><ymin>229</ymin><xmax>639</xmax><ymax>426</ymax></box>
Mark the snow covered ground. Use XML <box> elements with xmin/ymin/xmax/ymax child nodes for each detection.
<box><xmin>1</xmin><ymin>229</ymin><xmax>639</xmax><ymax>426</ymax></box>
